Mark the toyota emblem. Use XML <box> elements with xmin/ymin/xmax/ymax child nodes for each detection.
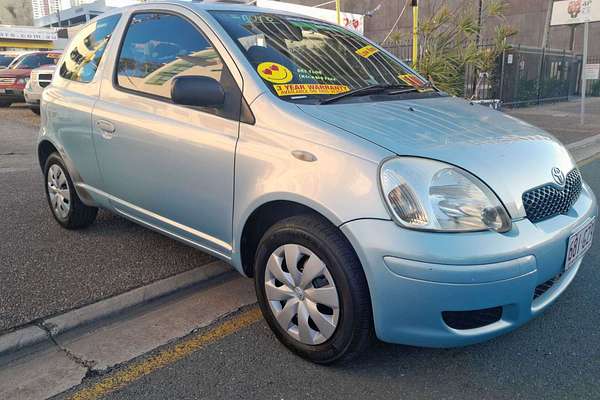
<box><xmin>551</xmin><ymin>167</ymin><xmax>565</xmax><ymax>186</ymax></box>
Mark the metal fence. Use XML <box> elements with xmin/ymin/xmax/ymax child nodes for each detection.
<box><xmin>381</xmin><ymin>40</ymin><xmax>413</xmax><ymax>62</ymax></box>
<box><xmin>380</xmin><ymin>40</ymin><xmax>600</xmax><ymax>108</ymax></box>
<box><xmin>496</xmin><ymin>46</ymin><xmax>598</xmax><ymax>107</ymax></box>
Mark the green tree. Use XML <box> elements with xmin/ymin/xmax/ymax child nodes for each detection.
<box><xmin>413</xmin><ymin>0</ymin><xmax>517</xmax><ymax>96</ymax></box>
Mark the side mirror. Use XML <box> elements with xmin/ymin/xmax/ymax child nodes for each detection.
<box><xmin>171</xmin><ymin>76</ymin><xmax>225</xmax><ymax>108</ymax></box>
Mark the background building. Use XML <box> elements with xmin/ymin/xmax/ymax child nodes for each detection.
<box><xmin>31</xmin><ymin>0</ymin><xmax>60</xmax><ymax>20</ymax></box>
<box><xmin>0</xmin><ymin>24</ymin><xmax>58</xmax><ymax>50</ymax></box>
<box><xmin>33</xmin><ymin>0</ymin><xmax>140</xmax><ymax>26</ymax></box>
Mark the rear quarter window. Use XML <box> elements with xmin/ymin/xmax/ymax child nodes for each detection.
<box><xmin>59</xmin><ymin>14</ymin><xmax>121</xmax><ymax>83</ymax></box>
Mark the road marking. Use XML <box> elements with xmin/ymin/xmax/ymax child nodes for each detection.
<box><xmin>69</xmin><ymin>307</ymin><xmax>263</xmax><ymax>400</ymax></box>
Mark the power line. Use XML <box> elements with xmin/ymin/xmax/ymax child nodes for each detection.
<box><xmin>382</xmin><ymin>0</ymin><xmax>410</xmax><ymax>44</ymax></box>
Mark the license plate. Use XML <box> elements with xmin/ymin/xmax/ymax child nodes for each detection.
<box><xmin>565</xmin><ymin>218</ymin><xmax>595</xmax><ymax>271</ymax></box>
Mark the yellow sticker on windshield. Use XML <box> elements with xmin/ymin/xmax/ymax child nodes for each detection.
<box><xmin>273</xmin><ymin>84</ymin><xmax>350</xmax><ymax>97</ymax></box>
<box><xmin>257</xmin><ymin>62</ymin><xmax>293</xmax><ymax>84</ymax></box>
<box><xmin>355</xmin><ymin>45</ymin><xmax>379</xmax><ymax>58</ymax></box>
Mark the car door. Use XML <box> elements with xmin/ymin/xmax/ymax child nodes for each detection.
<box><xmin>92</xmin><ymin>8</ymin><xmax>243</xmax><ymax>258</ymax></box>
<box><xmin>44</xmin><ymin>13</ymin><xmax>122</xmax><ymax>198</ymax></box>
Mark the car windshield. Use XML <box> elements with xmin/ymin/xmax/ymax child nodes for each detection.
<box><xmin>0</xmin><ymin>55</ymin><xmax>15</xmax><ymax>68</ymax></box>
<box><xmin>12</xmin><ymin>53</ymin><xmax>59</xmax><ymax>69</ymax></box>
<box><xmin>211</xmin><ymin>11</ymin><xmax>436</xmax><ymax>103</ymax></box>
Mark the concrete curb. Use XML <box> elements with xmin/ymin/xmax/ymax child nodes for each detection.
<box><xmin>0</xmin><ymin>261</ymin><xmax>231</xmax><ymax>359</ymax></box>
<box><xmin>0</xmin><ymin>326</ymin><xmax>49</xmax><ymax>356</ymax></box>
<box><xmin>567</xmin><ymin>133</ymin><xmax>600</xmax><ymax>164</ymax></box>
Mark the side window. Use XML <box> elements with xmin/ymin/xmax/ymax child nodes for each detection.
<box><xmin>59</xmin><ymin>14</ymin><xmax>121</xmax><ymax>83</ymax></box>
<box><xmin>116</xmin><ymin>12</ymin><xmax>240</xmax><ymax>120</ymax></box>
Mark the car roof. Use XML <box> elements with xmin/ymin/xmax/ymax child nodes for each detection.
<box><xmin>114</xmin><ymin>0</ymin><xmax>306</xmax><ymax>18</ymax></box>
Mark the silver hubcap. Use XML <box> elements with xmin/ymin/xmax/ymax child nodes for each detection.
<box><xmin>47</xmin><ymin>164</ymin><xmax>70</xmax><ymax>219</ymax></box>
<box><xmin>264</xmin><ymin>244</ymin><xmax>340</xmax><ymax>345</ymax></box>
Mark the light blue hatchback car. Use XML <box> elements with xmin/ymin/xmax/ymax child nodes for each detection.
<box><xmin>38</xmin><ymin>2</ymin><xmax>597</xmax><ymax>363</ymax></box>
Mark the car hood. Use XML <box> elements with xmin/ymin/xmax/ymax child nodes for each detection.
<box><xmin>297</xmin><ymin>96</ymin><xmax>576</xmax><ymax>219</ymax></box>
<box><xmin>0</xmin><ymin>68</ymin><xmax>31</xmax><ymax>77</ymax></box>
<box><xmin>32</xmin><ymin>65</ymin><xmax>56</xmax><ymax>74</ymax></box>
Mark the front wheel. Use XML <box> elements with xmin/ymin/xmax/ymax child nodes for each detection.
<box><xmin>254</xmin><ymin>215</ymin><xmax>372</xmax><ymax>364</ymax></box>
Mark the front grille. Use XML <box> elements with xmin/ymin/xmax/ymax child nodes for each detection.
<box><xmin>0</xmin><ymin>77</ymin><xmax>15</xmax><ymax>85</ymax></box>
<box><xmin>533</xmin><ymin>272</ymin><xmax>563</xmax><ymax>300</ymax></box>
<box><xmin>442</xmin><ymin>307</ymin><xmax>503</xmax><ymax>330</ymax></box>
<box><xmin>38</xmin><ymin>74</ymin><xmax>53</xmax><ymax>81</ymax></box>
<box><xmin>522</xmin><ymin>169</ymin><xmax>582</xmax><ymax>223</ymax></box>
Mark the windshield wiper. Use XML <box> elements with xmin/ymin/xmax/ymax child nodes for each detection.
<box><xmin>318</xmin><ymin>84</ymin><xmax>406</xmax><ymax>104</ymax></box>
<box><xmin>318</xmin><ymin>84</ymin><xmax>428</xmax><ymax>104</ymax></box>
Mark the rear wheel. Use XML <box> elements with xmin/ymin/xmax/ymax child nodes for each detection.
<box><xmin>44</xmin><ymin>153</ymin><xmax>98</xmax><ymax>229</ymax></box>
<box><xmin>0</xmin><ymin>101</ymin><xmax>12</xmax><ymax>108</ymax></box>
<box><xmin>254</xmin><ymin>215</ymin><xmax>372</xmax><ymax>364</ymax></box>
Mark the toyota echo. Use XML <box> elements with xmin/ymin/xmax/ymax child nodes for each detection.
<box><xmin>38</xmin><ymin>2</ymin><xmax>597</xmax><ymax>363</ymax></box>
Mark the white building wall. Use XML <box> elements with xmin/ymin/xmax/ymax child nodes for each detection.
<box><xmin>31</xmin><ymin>0</ymin><xmax>61</xmax><ymax>20</ymax></box>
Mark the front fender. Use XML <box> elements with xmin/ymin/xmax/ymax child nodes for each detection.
<box><xmin>231</xmin><ymin>115</ymin><xmax>392</xmax><ymax>272</ymax></box>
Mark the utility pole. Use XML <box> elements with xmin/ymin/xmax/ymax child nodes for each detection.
<box><xmin>569</xmin><ymin>25</ymin><xmax>577</xmax><ymax>51</ymax></box>
<box><xmin>476</xmin><ymin>0</ymin><xmax>483</xmax><ymax>45</ymax></box>
<box><xmin>541</xmin><ymin>0</ymin><xmax>554</xmax><ymax>49</ymax></box>
<box><xmin>412</xmin><ymin>0</ymin><xmax>418</xmax><ymax>67</ymax></box>
<box><xmin>537</xmin><ymin>0</ymin><xmax>554</xmax><ymax>105</ymax></box>
<box><xmin>473</xmin><ymin>0</ymin><xmax>483</xmax><ymax>99</ymax></box>
<box><xmin>335</xmin><ymin>0</ymin><xmax>340</xmax><ymax>24</ymax></box>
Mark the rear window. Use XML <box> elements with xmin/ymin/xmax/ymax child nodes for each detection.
<box><xmin>59</xmin><ymin>14</ymin><xmax>121</xmax><ymax>83</ymax></box>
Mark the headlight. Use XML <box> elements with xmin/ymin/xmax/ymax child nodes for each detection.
<box><xmin>379</xmin><ymin>157</ymin><xmax>512</xmax><ymax>232</ymax></box>
<box><xmin>17</xmin><ymin>77</ymin><xmax>29</xmax><ymax>85</ymax></box>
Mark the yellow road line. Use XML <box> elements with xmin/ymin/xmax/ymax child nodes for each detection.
<box><xmin>69</xmin><ymin>307</ymin><xmax>263</xmax><ymax>400</ymax></box>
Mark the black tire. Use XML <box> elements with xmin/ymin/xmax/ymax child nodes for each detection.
<box><xmin>254</xmin><ymin>214</ymin><xmax>373</xmax><ymax>364</ymax></box>
<box><xmin>30</xmin><ymin>107</ymin><xmax>40</xmax><ymax>115</ymax></box>
<box><xmin>44</xmin><ymin>153</ymin><xmax>98</xmax><ymax>229</ymax></box>
<box><xmin>0</xmin><ymin>101</ymin><xmax>12</xmax><ymax>108</ymax></box>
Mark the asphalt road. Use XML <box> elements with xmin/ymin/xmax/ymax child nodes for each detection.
<box><xmin>0</xmin><ymin>105</ymin><xmax>215</xmax><ymax>333</ymax></box>
<box><xmin>505</xmin><ymin>98</ymin><xmax>600</xmax><ymax>145</ymax></box>
<box><xmin>56</xmin><ymin>160</ymin><xmax>600</xmax><ymax>400</ymax></box>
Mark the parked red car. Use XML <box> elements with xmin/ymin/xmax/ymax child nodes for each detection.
<box><xmin>0</xmin><ymin>51</ymin><xmax>61</xmax><ymax>107</ymax></box>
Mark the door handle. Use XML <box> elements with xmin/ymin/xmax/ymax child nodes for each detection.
<box><xmin>96</xmin><ymin>119</ymin><xmax>116</xmax><ymax>139</ymax></box>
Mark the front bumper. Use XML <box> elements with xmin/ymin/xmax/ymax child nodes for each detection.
<box><xmin>0</xmin><ymin>88</ymin><xmax>25</xmax><ymax>102</ymax></box>
<box><xmin>24</xmin><ymin>85</ymin><xmax>41</xmax><ymax>105</ymax></box>
<box><xmin>341</xmin><ymin>183</ymin><xmax>597</xmax><ymax>347</ymax></box>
